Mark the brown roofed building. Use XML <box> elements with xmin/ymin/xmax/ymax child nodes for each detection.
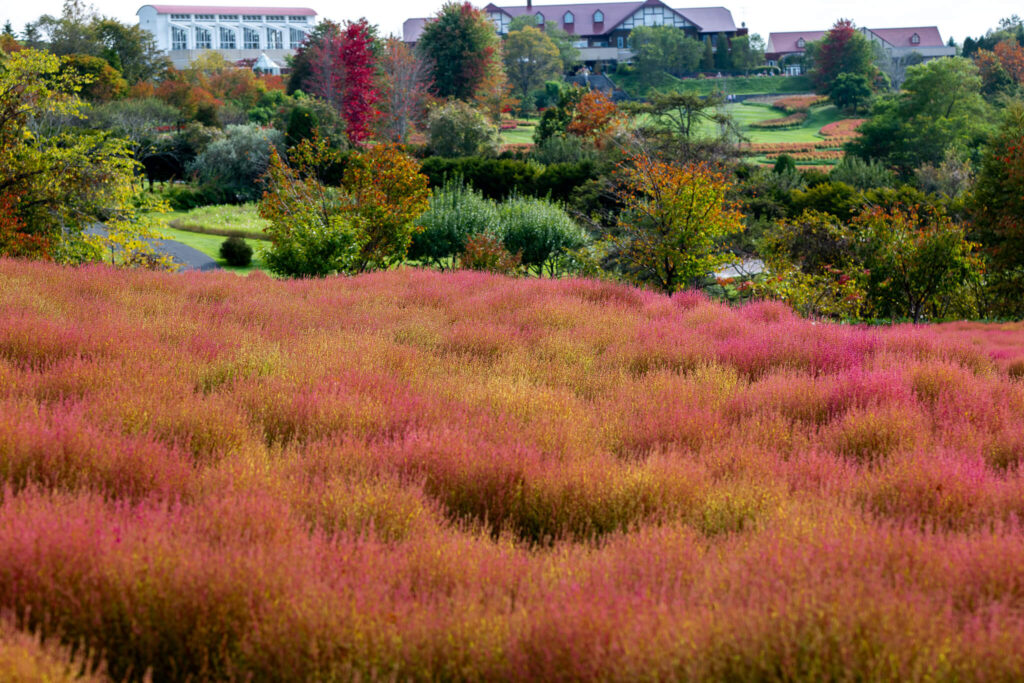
<box><xmin>404</xmin><ymin>1</ymin><xmax>744</xmax><ymax>68</ymax></box>
<box><xmin>765</xmin><ymin>25</ymin><xmax>955</xmax><ymax>76</ymax></box>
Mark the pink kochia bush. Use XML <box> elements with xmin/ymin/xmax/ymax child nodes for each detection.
<box><xmin>4</xmin><ymin>260</ymin><xmax>1024</xmax><ymax>679</ymax></box>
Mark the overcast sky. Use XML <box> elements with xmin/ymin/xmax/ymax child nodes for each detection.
<box><xmin>2</xmin><ymin>0</ymin><xmax>1020</xmax><ymax>47</ymax></box>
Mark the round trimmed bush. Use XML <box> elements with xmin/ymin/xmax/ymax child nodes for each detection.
<box><xmin>219</xmin><ymin>236</ymin><xmax>253</xmax><ymax>267</ymax></box>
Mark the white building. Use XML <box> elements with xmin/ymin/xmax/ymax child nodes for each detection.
<box><xmin>136</xmin><ymin>5</ymin><xmax>317</xmax><ymax>69</ymax></box>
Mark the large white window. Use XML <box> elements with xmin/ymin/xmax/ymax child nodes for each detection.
<box><xmin>289</xmin><ymin>28</ymin><xmax>306</xmax><ymax>47</ymax></box>
<box><xmin>243</xmin><ymin>15</ymin><xmax>261</xmax><ymax>21</ymax></box>
<box><xmin>219</xmin><ymin>27</ymin><xmax>236</xmax><ymax>49</ymax></box>
<box><xmin>195</xmin><ymin>26</ymin><xmax>211</xmax><ymax>49</ymax></box>
<box><xmin>219</xmin><ymin>15</ymin><xmax>238</xmax><ymax>21</ymax></box>
<box><xmin>267</xmin><ymin>28</ymin><xmax>283</xmax><ymax>49</ymax></box>
<box><xmin>244</xmin><ymin>28</ymin><xmax>260</xmax><ymax>49</ymax></box>
<box><xmin>170</xmin><ymin>13</ymin><xmax>190</xmax><ymax>20</ymax></box>
<box><xmin>288</xmin><ymin>15</ymin><xmax>307</xmax><ymax>22</ymax></box>
<box><xmin>171</xmin><ymin>26</ymin><xmax>188</xmax><ymax>50</ymax></box>
<box><xmin>266</xmin><ymin>15</ymin><xmax>284</xmax><ymax>21</ymax></box>
<box><xmin>195</xmin><ymin>14</ymin><xmax>214</xmax><ymax>20</ymax></box>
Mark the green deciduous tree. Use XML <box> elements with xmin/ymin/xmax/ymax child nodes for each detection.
<box><xmin>610</xmin><ymin>154</ymin><xmax>744</xmax><ymax>293</ymax></box>
<box><xmin>503</xmin><ymin>26</ymin><xmax>563</xmax><ymax>110</ymax></box>
<box><xmin>847</xmin><ymin>57</ymin><xmax>991</xmax><ymax>175</ymax></box>
<box><xmin>629</xmin><ymin>25</ymin><xmax>703</xmax><ymax>79</ymax></box>
<box><xmin>0</xmin><ymin>48</ymin><xmax>170</xmax><ymax>266</ymax></box>
<box><xmin>829</xmin><ymin>72</ymin><xmax>872</xmax><ymax>112</ymax></box>
<box><xmin>427</xmin><ymin>100</ymin><xmax>499</xmax><ymax>157</ymax></box>
<box><xmin>417</xmin><ymin>2</ymin><xmax>500</xmax><ymax>100</ymax></box>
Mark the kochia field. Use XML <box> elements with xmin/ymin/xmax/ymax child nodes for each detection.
<box><xmin>2</xmin><ymin>259</ymin><xmax>1024</xmax><ymax>680</ymax></box>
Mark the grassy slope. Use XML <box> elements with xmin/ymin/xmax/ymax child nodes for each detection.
<box><xmin>616</xmin><ymin>71</ymin><xmax>814</xmax><ymax>97</ymax></box>
<box><xmin>500</xmin><ymin>122</ymin><xmax>537</xmax><ymax>145</ymax></box>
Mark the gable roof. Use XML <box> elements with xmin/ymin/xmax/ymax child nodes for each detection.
<box><xmin>140</xmin><ymin>5</ymin><xmax>316</xmax><ymax>15</ymax></box>
<box><xmin>765</xmin><ymin>30</ymin><xmax>826</xmax><ymax>55</ymax></box>
<box><xmin>487</xmin><ymin>1</ymin><xmax>650</xmax><ymax>36</ymax></box>
<box><xmin>863</xmin><ymin>26</ymin><xmax>946</xmax><ymax>48</ymax></box>
<box><xmin>675</xmin><ymin>6</ymin><xmax>735</xmax><ymax>34</ymax></box>
<box><xmin>402</xmin><ymin>17</ymin><xmax>428</xmax><ymax>42</ymax></box>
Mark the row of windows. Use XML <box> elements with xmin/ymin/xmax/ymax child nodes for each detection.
<box><xmin>171</xmin><ymin>25</ymin><xmax>304</xmax><ymax>50</ymax></box>
<box><xmin>168</xmin><ymin>13</ymin><xmax>308</xmax><ymax>22</ymax></box>
<box><xmin>530</xmin><ymin>9</ymin><xmax>604</xmax><ymax>25</ymax></box>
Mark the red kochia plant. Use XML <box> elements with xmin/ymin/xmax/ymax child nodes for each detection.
<box><xmin>458</xmin><ymin>232</ymin><xmax>521</xmax><ymax>273</ymax></box>
<box><xmin>4</xmin><ymin>260</ymin><xmax>1024</xmax><ymax>679</ymax></box>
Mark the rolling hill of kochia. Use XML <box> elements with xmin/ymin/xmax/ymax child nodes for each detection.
<box><xmin>3</xmin><ymin>259</ymin><xmax>1024</xmax><ymax>679</ymax></box>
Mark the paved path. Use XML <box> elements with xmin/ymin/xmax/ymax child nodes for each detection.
<box><xmin>87</xmin><ymin>225</ymin><xmax>220</xmax><ymax>271</ymax></box>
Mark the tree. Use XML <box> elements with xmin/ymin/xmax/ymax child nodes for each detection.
<box><xmin>189</xmin><ymin>124</ymin><xmax>285</xmax><ymax>202</ymax></box>
<box><xmin>809</xmin><ymin>19</ymin><xmax>877</xmax><ymax>93</ymax></box>
<box><xmin>730</xmin><ymin>34</ymin><xmax>764</xmax><ymax>74</ymax></box>
<box><xmin>848</xmin><ymin>57</ymin><xmax>990</xmax><ymax>175</ymax></box>
<box><xmin>971</xmin><ymin>101</ymin><xmax>1024</xmax><ymax>273</ymax></box>
<box><xmin>829</xmin><ymin>72</ymin><xmax>872</xmax><ymax>112</ymax></box>
<box><xmin>713</xmin><ymin>32</ymin><xmax>732</xmax><ymax>70</ymax></box>
<box><xmin>378</xmin><ymin>37</ymin><xmax>429</xmax><ymax>143</ymax></box>
<box><xmin>610</xmin><ymin>155</ymin><xmax>744</xmax><ymax>293</ymax></box>
<box><xmin>855</xmin><ymin>207</ymin><xmax>982</xmax><ymax>322</ymax></box>
<box><xmin>508</xmin><ymin>15</ymin><xmax>579</xmax><ymax>69</ymax></box>
<box><xmin>567</xmin><ymin>90</ymin><xmax>622</xmax><ymax>145</ymax></box>
<box><xmin>417</xmin><ymin>2</ymin><xmax>500</xmax><ymax>100</ymax></box>
<box><xmin>503</xmin><ymin>26</ymin><xmax>562</xmax><ymax>110</ymax></box>
<box><xmin>341</xmin><ymin>144</ymin><xmax>431</xmax><ymax>271</ymax></box>
<box><xmin>622</xmin><ymin>91</ymin><xmax>741</xmax><ymax>163</ymax></box>
<box><xmin>287</xmin><ymin>20</ymin><xmax>342</xmax><ymax>96</ymax></box>
<box><xmin>629</xmin><ymin>25</ymin><xmax>702</xmax><ymax>79</ymax></box>
<box><xmin>427</xmin><ymin>101</ymin><xmax>499</xmax><ymax>157</ymax></box>
<box><xmin>259</xmin><ymin>141</ymin><xmax>362</xmax><ymax>277</ymax></box>
<box><xmin>297</xmin><ymin>19</ymin><xmax>380</xmax><ymax>143</ymax></box>
<box><xmin>700</xmin><ymin>36</ymin><xmax>714</xmax><ymax>71</ymax></box>
<box><xmin>60</xmin><ymin>53</ymin><xmax>127</xmax><ymax>101</ymax></box>
<box><xmin>0</xmin><ymin>48</ymin><xmax>170</xmax><ymax>266</ymax></box>
<box><xmin>26</xmin><ymin>0</ymin><xmax>99</xmax><ymax>57</ymax></box>
<box><xmin>92</xmin><ymin>18</ymin><xmax>169</xmax><ymax>84</ymax></box>
<box><xmin>975</xmin><ymin>50</ymin><xmax>1018</xmax><ymax>98</ymax></box>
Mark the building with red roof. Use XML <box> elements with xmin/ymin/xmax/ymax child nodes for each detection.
<box><xmin>766</xmin><ymin>25</ymin><xmax>955</xmax><ymax>76</ymax></box>
<box><xmin>404</xmin><ymin>1</ymin><xmax>744</xmax><ymax>68</ymax></box>
<box><xmin>137</xmin><ymin>4</ymin><xmax>317</xmax><ymax>68</ymax></box>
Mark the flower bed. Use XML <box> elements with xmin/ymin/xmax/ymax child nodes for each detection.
<box><xmin>749</xmin><ymin>112</ymin><xmax>808</xmax><ymax>129</ymax></box>
<box><xmin>765</xmin><ymin>150</ymin><xmax>845</xmax><ymax>162</ymax></box>
<box><xmin>820</xmin><ymin>118</ymin><xmax>866</xmax><ymax>138</ymax></box>
<box><xmin>772</xmin><ymin>94</ymin><xmax>829</xmax><ymax>113</ymax></box>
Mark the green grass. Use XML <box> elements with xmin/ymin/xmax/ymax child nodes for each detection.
<box><xmin>164</xmin><ymin>203</ymin><xmax>270</xmax><ymax>236</ymax></box>
<box><xmin>500</xmin><ymin>121</ymin><xmax>537</xmax><ymax>145</ymax></box>
<box><xmin>153</xmin><ymin>223</ymin><xmax>269</xmax><ymax>275</ymax></box>
<box><xmin>616</xmin><ymin>71</ymin><xmax>814</xmax><ymax>98</ymax></box>
<box><xmin>737</xmin><ymin>102</ymin><xmax>846</xmax><ymax>143</ymax></box>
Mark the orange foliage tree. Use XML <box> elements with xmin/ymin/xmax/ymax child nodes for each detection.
<box><xmin>342</xmin><ymin>144</ymin><xmax>431</xmax><ymax>272</ymax></box>
<box><xmin>566</xmin><ymin>90</ymin><xmax>622</xmax><ymax>146</ymax></box>
<box><xmin>994</xmin><ymin>40</ymin><xmax>1024</xmax><ymax>83</ymax></box>
<box><xmin>612</xmin><ymin>155</ymin><xmax>743</xmax><ymax>293</ymax></box>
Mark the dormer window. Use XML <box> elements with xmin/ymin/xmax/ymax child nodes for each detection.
<box><xmin>563</xmin><ymin>11</ymin><xmax>574</xmax><ymax>24</ymax></box>
<box><xmin>911</xmin><ymin>33</ymin><xmax>920</xmax><ymax>44</ymax></box>
<box><xmin>535</xmin><ymin>12</ymin><xmax>544</xmax><ymax>25</ymax></box>
<box><xmin>796</xmin><ymin>38</ymin><xmax>805</xmax><ymax>48</ymax></box>
<box><xmin>593</xmin><ymin>10</ymin><xmax>604</xmax><ymax>23</ymax></box>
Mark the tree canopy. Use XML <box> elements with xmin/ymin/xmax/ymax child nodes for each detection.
<box><xmin>417</xmin><ymin>2</ymin><xmax>500</xmax><ymax>100</ymax></box>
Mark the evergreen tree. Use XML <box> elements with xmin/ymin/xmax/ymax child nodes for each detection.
<box><xmin>713</xmin><ymin>32</ymin><xmax>732</xmax><ymax>70</ymax></box>
<box><xmin>700</xmin><ymin>35</ymin><xmax>714</xmax><ymax>71</ymax></box>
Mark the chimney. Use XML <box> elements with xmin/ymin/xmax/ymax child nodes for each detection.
<box><xmin>527</xmin><ymin>0</ymin><xmax>532</xmax><ymax>9</ymax></box>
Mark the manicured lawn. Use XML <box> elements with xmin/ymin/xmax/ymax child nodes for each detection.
<box><xmin>163</xmin><ymin>202</ymin><xmax>269</xmax><ymax>236</ymax></box>
<box><xmin>616</xmin><ymin>71</ymin><xmax>813</xmax><ymax>97</ymax></box>
<box><xmin>154</xmin><ymin>223</ymin><xmax>269</xmax><ymax>274</ymax></box>
<box><xmin>500</xmin><ymin>121</ymin><xmax>537</xmax><ymax>145</ymax></box>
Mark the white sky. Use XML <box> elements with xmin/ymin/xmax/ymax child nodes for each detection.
<box><xmin>1</xmin><ymin>0</ymin><xmax>1020</xmax><ymax>47</ymax></box>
